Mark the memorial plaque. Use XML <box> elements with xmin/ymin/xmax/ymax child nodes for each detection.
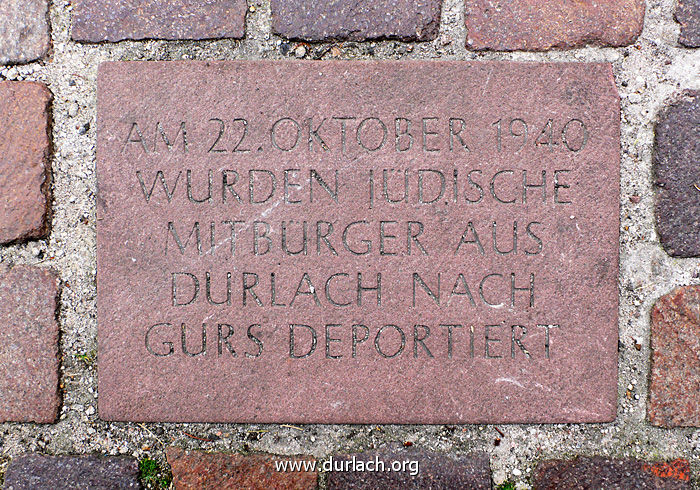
<box><xmin>97</xmin><ymin>61</ymin><xmax>620</xmax><ymax>423</ymax></box>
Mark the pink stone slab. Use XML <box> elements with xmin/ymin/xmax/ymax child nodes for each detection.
<box><xmin>97</xmin><ymin>61</ymin><xmax>620</xmax><ymax>423</ymax></box>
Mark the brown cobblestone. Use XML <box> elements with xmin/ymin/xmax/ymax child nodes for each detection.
<box><xmin>72</xmin><ymin>0</ymin><xmax>247</xmax><ymax>42</ymax></box>
<box><xmin>648</xmin><ymin>286</ymin><xmax>700</xmax><ymax>427</ymax></box>
<box><xmin>3</xmin><ymin>454</ymin><xmax>139</xmax><ymax>489</ymax></box>
<box><xmin>676</xmin><ymin>0</ymin><xmax>700</xmax><ymax>47</ymax></box>
<box><xmin>0</xmin><ymin>266</ymin><xmax>60</xmax><ymax>423</ymax></box>
<box><xmin>0</xmin><ymin>81</ymin><xmax>52</xmax><ymax>245</ymax></box>
<box><xmin>465</xmin><ymin>0</ymin><xmax>645</xmax><ymax>51</ymax></box>
<box><xmin>166</xmin><ymin>448</ymin><xmax>317</xmax><ymax>489</ymax></box>
<box><xmin>271</xmin><ymin>0</ymin><xmax>442</xmax><ymax>41</ymax></box>
<box><xmin>327</xmin><ymin>448</ymin><xmax>491</xmax><ymax>489</ymax></box>
<box><xmin>533</xmin><ymin>456</ymin><xmax>690</xmax><ymax>489</ymax></box>
<box><xmin>654</xmin><ymin>91</ymin><xmax>700</xmax><ymax>257</ymax></box>
<box><xmin>0</xmin><ymin>0</ymin><xmax>50</xmax><ymax>63</ymax></box>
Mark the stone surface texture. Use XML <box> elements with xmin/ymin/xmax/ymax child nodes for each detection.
<box><xmin>676</xmin><ymin>0</ymin><xmax>700</xmax><ymax>47</ymax></box>
<box><xmin>0</xmin><ymin>81</ymin><xmax>52</xmax><ymax>244</ymax></box>
<box><xmin>654</xmin><ymin>90</ymin><xmax>700</xmax><ymax>257</ymax></box>
<box><xmin>97</xmin><ymin>61</ymin><xmax>620</xmax><ymax>424</ymax></box>
<box><xmin>0</xmin><ymin>0</ymin><xmax>50</xmax><ymax>63</ymax></box>
<box><xmin>0</xmin><ymin>0</ymin><xmax>696</xmax><ymax>486</ymax></box>
<box><xmin>0</xmin><ymin>265</ymin><xmax>59</xmax><ymax>423</ymax></box>
<box><xmin>271</xmin><ymin>0</ymin><xmax>442</xmax><ymax>41</ymax></box>
<box><xmin>648</xmin><ymin>286</ymin><xmax>700</xmax><ymax>427</ymax></box>
<box><xmin>72</xmin><ymin>0</ymin><xmax>247</xmax><ymax>42</ymax></box>
<box><xmin>166</xmin><ymin>448</ymin><xmax>317</xmax><ymax>489</ymax></box>
<box><xmin>533</xmin><ymin>456</ymin><xmax>691</xmax><ymax>489</ymax></box>
<box><xmin>465</xmin><ymin>0</ymin><xmax>646</xmax><ymax>51</ymax></box>
<box><xmin>3</xmin><ymin>454</ymin><xmax>140</xmax><ymax>489</ymax></box>
<box><xmin>327</xmin><ymin>447</ymin><xmax>491</xmax><ymax>489</ymax></box>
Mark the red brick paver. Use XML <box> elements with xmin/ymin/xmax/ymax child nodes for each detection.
<box><xmin>271</xmin><ymin>0</ymin><xmax>442</xmax><ymax>42</ymax></box>
<box><xmin>166</xmin><ymin>448</ymin><xmax>317</xmax><ymax>490</ymax></box>
<box><xmin>72</xmin><ymin>0</ymin><xmax>247</xmax><ymax>42</ymax></box>
<box><xmin>654</xmin><ymin>91</ymin><xmax>700</xmax><ymax>257</ymax></box>
<box><xmin>465</xmin><ymin>0</ymin><xmax>645</xmax><ymax>51</ymax></box>
<box><xmin>0</xmin><ymin>81</ymin><xmax>52</xmax><ymax>244</ymax></box>
<box><xmin>534</xmin><ymin>456</ymin><xmax>690</xmax><ymax>489</ymax></box>
<box><xmin>327</xmin><ymin>448</ymin><xmax>491</xmax><ymax>489</ymax></box>
<box><xmin>3</xmin><ymin>454</ymin><xmax>140</xmax><ymax>489</ymax></box>
<box><xmin>0</xmin><ymin>266</ymin><xmax>60</xmax><ymax>423</ymax></box>
<box><xmin>648</xmin><ymin>286</ymin><xmax>700</xmax><ymax>427</ymax></box>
